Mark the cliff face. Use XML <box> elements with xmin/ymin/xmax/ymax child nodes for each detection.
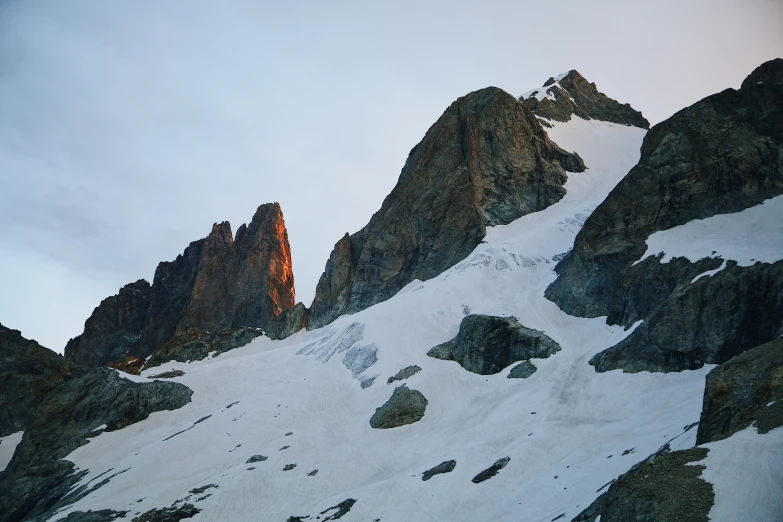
<box><xmin>546</xmin><ymin>58</ymin><xmax>783</xmax><ymax>372</ymax></box>
<box><xmin>65</xmin><ymin>203</ymin><xmax>296</xmax><ymax>367</ymax></box>
<box><xmin>521</xmin><ymin>70</ymin><xmax>650</xmax><ymax>129</ymax></box>
<box><xmin>308</xmin><ymin>86</ymin><xmax>585</xmax><ymax>328</ymax></box>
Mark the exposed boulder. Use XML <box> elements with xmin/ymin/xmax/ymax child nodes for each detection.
<box><xmin>697</xmin><ymin>337</ymin><xmax>783</xmax><ymax>445</ymax></box>
<box><xmin>471</xmin><ymin>457</ymin><xmax>510</xmax><ymax>484</ymax></box>
<box><xmin>64</xmin><ymin>280</ymin><xmax>151</xmax><ymax>367</ymax></box>
<box><xmin>387</xmin><ymin>365</ymin><xmax>422</xmax><ymax>384</ymax></box>
<box><xmin>508</xmin><ymin>360</ymin><xmax>537</xmax><ymax>379</ymax></box>
<box><xmin>369</xmin><ymin>385</ymin><xmax>428</xmax><ymax>429</ymax></box>
<box><xmin>133</xmin><ymin>503</ymin><xmax>200</xmax><ymax>522</ymax></box>
<box><xmin>308</xmin><ymin>87</ymin><xmax>584</xmax><ymax>329</ymax></box>
<box><xmin>546</xmin><ymin>59</ymin><xmax>783</xmax><ymax>371</ymax></box>
<box><xmin>66</xmin><ymin>203</ymin><xmax>296</xmax><ymax>367</ymax></box>
<box><xmin>574</xmin><ymin>447</ymin><xmax>713</xmax><ymax>522</ymax></box>
<box><xmin>422</xmin><ymin>460</ymin><xmax>456</xmax><ymax>481</ymax></box>
<box><xmin>521</xmin><ymin>70</ymin><xmax>650</xmax><ymax>128</ymax></box>
<box><xmin>427</xmin><ymin>315</ymin><xmax>560</xmax><ymax>375</ymax></box>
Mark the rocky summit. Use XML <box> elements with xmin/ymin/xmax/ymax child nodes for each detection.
<box><xmin>308</xmin><ymin>86</ymin><xmax>585</xmax><ymax>329</ymax></box>
<box><xmin>521</xmin><ymin>70</ymin><xmax>650</xmax><ymax>129</ymax></box>
<box><xmin>65</xmin><ymin>203</ymin><xmax>295</xmax><ymax>368</ymax></box>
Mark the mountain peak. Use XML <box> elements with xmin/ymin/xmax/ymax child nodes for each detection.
<box><xmin>521</xmin><ymin>70</ymin><xmax>649</xmax><ymax>129</ymax></box>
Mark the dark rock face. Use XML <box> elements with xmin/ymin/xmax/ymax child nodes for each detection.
<box><xmin>66</xmin><ymin>203</ymin><xmax>296</xmax><ymax>367</ymax></box>
<box><xmin>308</xmin><ymin>87</ymin><xmax>585</xmax><ymax>329</ymax></box>
<box><xmin>521</xmin><ymin>70</ymin><xmax>650</xmax><ymax>129</ymax></box>
<box><xmin>0</xmin><ymin>327</ymin><xmax>193</xmax><ymax>522</ymax></box>
<box><xmin>62</xmin><ymin>510</ymin><xmax>128</xmax><ymax>521</ymax></box>
<box><xmin>546</xmin><ymin>59</ymin><xmax>783</xmax><ymax>372</ymax></box>
<box><xmin>0</xmin><ymin>324</ymin><xmax>71</xmax><ymax>437</ymax></box>
<box><xmin>508</xmin><ymin>360</ymin><xmax>537</xmax><ymax>379</ymax></box>
<box><xmin>574</xmin><ymin>447</ymin><xmax>714</xmax><ymax>522</ymax></box>
<box><xmin>428</xmin><ymin>315</ymin><xmax>560</xmax><ymax>375</ymax></box>
<box><xmin>387</xmin><ymin>365</ymin><xmax>422</xmax><ymax>384</ymax></box>
<box><xmin>422</xmin><ymin>460</ymin><xmax>456</xmax><ymax>481</ymax></box>
<box><xmin>266</xmin><ymin>302</ymin><xmax>309</xmax><ymax>340</ymax></box>
<box><xmin>143</xmin><ymin>327</ymin><xmax>262</xmax><ymax>370</ymax></box>
<box><xmin>64</xmin><ymin>280</ymin><xmax>151</xmax><ymax>367</ymax></box>
<box><xmin>697</xmin><ymin>338</ymin><xmax>783</xmax><ymax>445</ymax></box>
<box><xmin>590</xmin><ymin>260</ymin><xmax>783</xmax><ymax>373</ymax></box>
<box><xmin>471</xmin><ymin>457</ymin><xmax>510</xmax><ymax>484</ymax></box>
<box><xmin>369</xmin><ymin>385</ymin><xmax>428</xmax><ymax>429</ymax></box>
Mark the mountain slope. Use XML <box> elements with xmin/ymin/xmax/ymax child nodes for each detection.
<box><xmin>35</xmin><ymin>117</ymin><xmax>721</xmax><ymax>522</ymax></box>
<box><xmin>546</xmin><ymin>58</ymin><xmax>783</xmax><ymax>373</ymax></box>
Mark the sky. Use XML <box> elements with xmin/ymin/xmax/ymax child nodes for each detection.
<box><xmin>0</xmin><ymin>0</ymin><xmax>781</xmax><ymax>352</ymax></box>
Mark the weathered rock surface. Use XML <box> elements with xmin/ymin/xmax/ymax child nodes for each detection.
<box><xmin>546</xmin><ymin>59</ymin><xmax>783</xmax><ymax>372</ymax></box>
<box><xmin>521</xmin><ymin>70</ymin><xmax>650</xmax><ymax>129</ymax></box>
<box><xmin>66</xmin><ymin>203</ymin><xmax>296</xmax><ymax>367</ymax></box>
<box><xmin>387</xmin><ymin>365</ymin><xmax>422</xmax><ymax>384</ymax></box>
<box><xmin>574</xmin><ymin>447</ymin><xmax>714</xmax><ymax>522</ymax></box>
<box><xmin>0</xmin><ymin>327</ymin><xmax>193</xmax><ymax>522</ymax></box>
<box><xmin>590</xmin><ymin>260</ymin><xmax>783</xmax><ymax>373</ymax></box>
<box><xmin>143</xmin><ymin>327</ymin><xmax>262</xmax><ymax>370</ymax></box>
<box><xmin>369</xmin><ymin>385</ymin><xmax>428</xmax><ymax>429</ymax></box>
<box><xmin>308</xmin><ymin>87</ymin><xmax>585</xmax><ymax>329</ymax></box>
<box><xmin>422</xmin><ymin>460</ymin><xmax>456</xmax><ymax>481</ymax></box>
<box><xmin>0</xmin><ymin>323</ymin><xmax>72</xmax><ymax>437</ymax></box>
<box><xmin>471</xmin><ymin>457</ymin><xmax>510</xmax><ymax>484</ymax></box>
<box><xmin>266</xmin><ymin>302</ymin><xmax>309</xmax><ymax>340</ymax></box>
<box><xmin>428</xmin><ymin>315</ymin><xmax>560</xmax><ymax>375</ymax></box>
<box><xmin>508</xmin><ymin>360</ymin><xmax>537</xmax><ymax>379</ymax></box>
<box><xmin>697</xmin><ymin>337</ymin><xmax>783</xmax><ymax>445</ymax></box>
<box><xmin>63</xmin><ymin>280</ymin><xmax>151</xmax><ymax>367</ymax></box>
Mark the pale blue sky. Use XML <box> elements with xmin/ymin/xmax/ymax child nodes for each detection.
<box><xmin>1</xmin><ymin>0</ymin><xmax>781</xmax><ymax>351</ymax></box>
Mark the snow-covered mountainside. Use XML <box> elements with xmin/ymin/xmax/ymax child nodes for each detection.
<box><xmin>33</xmin><ymin>117</ymin><xmax>778</xmax><ymax>521</ymax></box>
<box><xmin>2</xmin><ymin>60</ymin><xmax>781</xmax><ymax>522</ymax></box>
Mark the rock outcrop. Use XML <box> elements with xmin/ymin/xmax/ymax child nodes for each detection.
<box><xmin>521</xmin><ymin>70</ymin><xmax>650</xmax><ymax>129</ymax></box>
<box><xmin>574</xmin><ymin>447</ymin><xmax>714</xmax><ymax>522</ymax></box>
<box><xmin>546</xmin><ymin>59</ymin><xmax>783</xmax><ymax>372</ymax></box>
<box><xmin>66</xmin><ymin>203</ymin><xmax>296</xmax><ymax>367</ymax></box>
<box><xmin>696</xmin><ymin>337</ymin><xmax>783</xmax><ymax>445</ymax></box>
<box><xmin>0</xmin><ymin>323</ymin><xmax>72</xmax><ymax>437</ymax></box>
<box><xmin>427</xmin><ymin>315</ymin><xmax>560</xmax><ymax>375</ymax></box>
<box><xmin>0</xmin><ymin>329</ymin><xmax>192</xmax><ymax>522</ymax></box>
<box><xmin>143</xmin><ymin>327</ymin><xmax>262</xmax><ymax>371</ymax></box>
<box><xmin>62</xmin><ymin>281</ymin><xmax>151</xmax><ymax>367</ymax></box>
<box><xmin>308</xmin><ymin>87</ymin><xmax>585</xmax><ymax>328</ymax></box>
<box><xmin>369</xmin><ymin>385</ymin><xmax>428</xmax><ymax>429</ymax></box>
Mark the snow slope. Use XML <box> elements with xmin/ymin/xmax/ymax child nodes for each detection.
<box><xmin>636</xmin><ymin>194</ymin><xmax>783</xmax><ymax>269</ymax></box>
<box><xmin>46</xmin><ymin>117</ymin><xmax>741</xmax><ymax>521</ymax></box>
<box><xmin>0</xmin><ymin>431</ymin><xmax>23</xmax><ymax>473</ymax></box>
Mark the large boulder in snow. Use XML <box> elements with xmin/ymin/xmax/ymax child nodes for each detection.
<box><xmin>307</xmin><ymin>87</ymin><xmax>585</xmax><ymax>329</ymax></box>
<box><xmin>546</xmin><ymin>59</ymin><xmax>783</xmax><ymax>372</ymax></box>
<box><xmin>428</xmin><ymin>315</ymin><xmax>560</xmax><ymax>375</ymax></box>
<box><xmin>520</xmin><ymin>70</ymin><xmax>649</xmax><ymax>128</ymax></box>
<box><xmin>66</xmin><ymin>203</ymin><xmax>296</xmax><ymax>367</ymax></box>
<box><xmin>370</xmin><ymin>385</ymin><xmax>428</xmax><ymax>429</ymax></box>
<box><xmin>697</xmin><ymin>337</ymin><xmax>783</xmax><ymax>445</ymax></box>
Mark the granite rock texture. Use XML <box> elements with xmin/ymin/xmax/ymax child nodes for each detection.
<box><xmin>309</xmin><ymin>87</ymin><xmax>584</xmax><ymax>328</ymax></box>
